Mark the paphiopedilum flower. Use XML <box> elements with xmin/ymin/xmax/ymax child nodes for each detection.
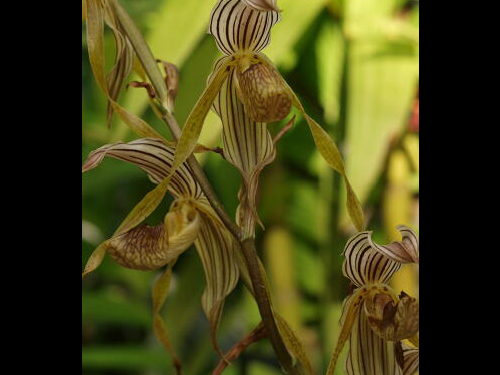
<box><xmin>327</xmin><ymin>227</ymin><xmax>420</xmax><ymax>375</ymax></box>
<box><xmin>168</xmin><ymin>0</ymin><xmax>364</xmax><ymax>233</ymax></box>
<box><xmin>82</xmin><ymin>138</ymin><xmax>240</xmax><ymax>370</ymax></box>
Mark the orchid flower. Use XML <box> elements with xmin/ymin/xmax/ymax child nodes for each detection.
<box><xmin>327</xmin><ymin>227</ymin><xmax>420</xmax><ymax>375</ymax></box>
<box><xmin>82</xmin><ymin>138</ymin><xmax>241</xmax><ymax>370</ymax></box>
<box><xmin>168</xmin><ymin>0</ymin><xmax>364</xmax><ymax>233</ymax></box>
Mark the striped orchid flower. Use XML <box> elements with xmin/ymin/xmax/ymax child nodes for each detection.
<box><xmin>327</xmin><ymin>227</ymin><xmax>420</xmax><ymax>375</ymax></box>
<box><xmin>82</xmin><ymin>138</ymin><xmax>241</xmax><ymax>372</ymax></box>
<box><xmin>168</xmin><ymin>0</ymin><xmax>364</xmax><ymax>233</ymax></box>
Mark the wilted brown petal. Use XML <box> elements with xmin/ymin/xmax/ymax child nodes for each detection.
<box><xmin>208</xmin><ymin>0</ymin><xmax>280</xmax><ymax>55</ymax></box>
<box><xmin>368</xmin><ymin>226</ymin><xmax>419</xmax><ymax>264</ymax></box>
<box><xmin>344</xmin><ymin>306</ymin><xmax>403</xmax><ymax>375</ymax></box>
<box><xmin>107</xmin><ymin>200</ymin><xmax>200</xmax><ymax>270</ymax></box>
<box><xmin>364</xmin><ymin>291</ymin><xmax>419</xmax><ymax>342</ymax></box>
<box><xmin>343</xmin><ymin>231</ymin><xmax>402</xmax><ymax>287</ymax></box>
<box><xmin>235</xmin><ymin>60</ymin><xmax>292</xmax><ymax>123</ymax></box>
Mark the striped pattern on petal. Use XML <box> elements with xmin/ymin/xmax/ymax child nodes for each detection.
<box><xmin>82</xmin><ymin>138</ymin><xmax>202</xmax><ymax>200</ymax></box>
<box><xmin>344</xmin><ymin>305</ymin><xmax>403</xmax><ymax>375</ymax></box>
<box><xmin>213</xmin><ymin>68</ymin><xmax>274</xmax><ymax>175</ymax></box>
<box><xmin>343</xmin><ymin>232</ymin><xmax>402</xmax><ymax>287</ymax></box>
<box><xmin>195</xmin><ymin>212</ymin><xmax>240</xmax><ymax>356</ymax></box>
<box><xmin>208</xmin><ymin>0</ymin><xmax>280</xmax><ymax>55</ymax></box>
<box><xmin>368</xmin><ymin>226</ymin><xmax>419</xmax><ymax>264</ymax></box>
<box><xmin>211</xmin><ymin>61</ymin><xmax>275</xmax><ymax>237</ymax></box>
<box><xmin>401</xmin><ymin>343</ymin><xmax>419</xmax><ymax>375</ymax></box>
<box><xmin>241</xmin><ymin>0</ymin><xmax>280</xmax><ymax>12</ymax></box>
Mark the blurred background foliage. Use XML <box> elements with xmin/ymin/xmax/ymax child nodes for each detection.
<box><xmin>82</xmin><ymin>0</ymin><xmax>419</xmax><ymax>374</ymax></box>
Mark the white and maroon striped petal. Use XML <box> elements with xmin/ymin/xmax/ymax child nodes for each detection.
<box><xmin>82</xmin><ymin>138</ymin><xmax>202</xmax><ymax>200</ymax></box>
<box><xmin>401</xmin><ymin>343</ymin><xmax>419</xmax><ymax>375</ymax></box>
<box><xmin>241</xmin><ymin>0</ymin><xmax>280</xmax><ymax>12</ymax></box>
<box><xmin>344</xmin><ymin>306</ymin><xmax>403</xmax><ymax>375</ymax></box>
<box><xmin>195</xmin><ymin>211</ymin><xmax>240</xmax><ymax>356</ymax></box>
<box><xmin>343</xmin><ymin>232</ymin><xmax>402</xmax><ymax>287</ymax></box>
<box><xmin>368</xmin><ymin>226</ymin><xmax>419</xmax><ymax>264</ymax></box>
<box><xmin>208</xmin><ymin>0</ymin><xmax>280</xmax><ymax>55</ymax></box>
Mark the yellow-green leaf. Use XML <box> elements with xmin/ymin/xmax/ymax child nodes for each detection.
<box><xmin>82</xmin><ymin>242</ymin><xmax>108</xmax><ymax>277</ymax></box>
<box><xmin>114</xmin><ymin>174</ymin><xmax>172</xmax><ymax>237</ymax></box>
<box><xmin>169</xmin><ymin>57</ymin><xmax>233</xmax><ymax>177</ymax></box>
<box><xmin>152</xmin><ymin>264</ymin><xmax>182</xmax><ymax>375</ymax></box>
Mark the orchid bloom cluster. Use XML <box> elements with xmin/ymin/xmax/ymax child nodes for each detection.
<box><xmin>327</xmin><ymin>226</ymin><xmax>420</xmax><ymax>375</ymax></box>
<box><xmin>168</xmin><ymin>0</ymin><xmax>364</xmax><ymax>235</ymax></box>
<box><xmin>82</xmin><ymin>1</ymin><xmax>417</xmax><ymax>374</ymax></box>
<box><xmin>82</xmin><ymin>139</ymin><xmax>241</xmax><ymax>366</ymax></box>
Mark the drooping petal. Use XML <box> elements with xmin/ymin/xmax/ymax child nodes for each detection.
<box><xmin>102</xmin><ymin>0</ymin><xmax>135</xmax><ymax>127</ymax></box>
<box><xmin>251</xmin><ymin>51</ymin><xmax>365</xmax><ymax>231</ymax></box>
<box><xmin>169</xmin><ymin>56</ymin><xmax>234</xmax><ymax>182</ymax></box>
<box><xmin>195</xmin><ymin>211</ymin><xmax>240</xmax><ymax>357</ymax></box>
<box><xmin>211</xmin><ymin>63</ymin><xmax>276</xmax><ymax>237</ymax></box>
<box><xmin>242</xmin><ymin>0</ymin><xmax>281</xmax><ymax>12</ymax></box>
<box><xmin>400</xmin><ymin>343</ymin><xmax>419</xmax><ymax>375</ymax></box>
<box><xmin>208</xmin><ymin>0</ymin><xmax>280</xmax><ymax>55</ymax></box>
<box><xmin>107</xmin><ymin>200</ymin><xmax>200</xmax><ymax>270</ymax></box>
<box><xmin>344</xmin><ymin>306</ymin><xmax>403</xmax><ymax>375</ymax></box>
<box><xmin>84</xmin><ymin>0</ymin><xmax>168</xmax><ymax>141</ymax></box>
<box><xmin>152</xmin><ymin>263</ymin><xmax>182</xmax><ymax>375</ymax></box>
<box><xmin>343</xmin><ymin>231</ymin><xmax>402</xmax><ymax>287</ymax></box>
<box><xmin>368</xmin><ymin>226</ymin><xmax>419</xmax><ymax>264</ymax></box>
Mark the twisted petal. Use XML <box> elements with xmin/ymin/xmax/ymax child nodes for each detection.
<box><xmin>102</xmin><ymin>0</ymin><xmax>135</xmax><ymax>127</ymax></box>
<box><xmin>343</xmin><ymin>232</ymin><xmax>402</xmax><ymax>287</ymax></box>
<box><xmin>195</xmin><ymin>211</ymin><xmax>240</xmax><ymax>357</ymax></box>
<box><xmin>344</xmin><ymin>306</ymin><xmax>403</xmax><ymax>375</ymax></box>
<box><xmin>252</xmin><ymin>51</ymin><xmax>365</xmax><ymax>231</ymax></box>
<box><xmin>152</xmin><ymin>264</ymin><xmax>182</xmax><ymax>375</ymax></box>
<box><xmin>208</xmin><ymin>0</ymin><xmax>280</xmax><ymax>55</ymax></box>
<box><xmin>85</xmin><ymin>0</ymin><xmax>165</xmax><ymax>140</ymax></box>
<box><xmin>82</xmin><ymin>138</ymin><xmax>201</xmax><ymax>200</ymax></box>
<box><xmin>368</xmin><ymin>226</ymin><xmax>419</xmax><ymax>264</ymax></box>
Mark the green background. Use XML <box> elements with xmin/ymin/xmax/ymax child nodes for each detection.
<box><xmin>82</xmin><ymin>0</ymin><xmax>419</xmax><ymax>374</ymax></box>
